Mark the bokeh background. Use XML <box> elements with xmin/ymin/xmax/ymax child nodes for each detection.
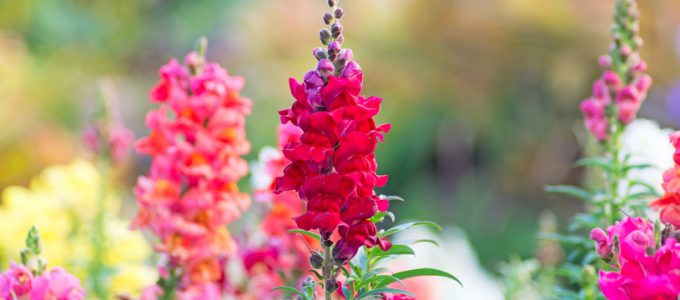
<box><xmin>1</xmin><ymin>0</ymin><xmax>680</xmax><ymax>292</ymax></box>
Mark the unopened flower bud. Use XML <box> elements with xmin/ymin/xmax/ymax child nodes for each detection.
<box><xmin>590</xmin><ymin>228</ymin><xmax>611</xmax><ymax>258</ymax></box>
<box><xmin>620</xmin><ymin>44</ymin><xmax>632</xmax><ymax>58</ymax></box>
<box><xmin>323</xmin><ymin>12</ymin><xmax>333</xmax><ymax>25</ymax></box>
<box><xmin>309</xmin><ymin>252</ymin><xmax>323</xmax><ymax>269</ymax></box>
<box><xmin>331</xmin><ymin>22</ymin><xmax>344</xmax><ymax>38</ymax></box>
<box><xmin>602</xmin><ymin>70</ymin><xmax>621</xmax><ymax>90</ymax></box>
<box><xmin>632</xmin><ymin>60</ymin><xmax>647</xmax><ymax>73</ymax></box>
<box><xmin>334</xmin><ymin>8</ymin><xmax>344</xmax><ymax>19</ymax></box>
<box><xmin>327</xmin><ymin>0</ymin><xmax>336</xmax><ymax>7</ymax></box>
<box><xmin>317</xmin><ymin>59</ymin><xmax>335</xmax><ymax>78</ymax></box>
<box><xmin>325</xmin><ymin>279</ymin><xmax>339</xmax><ymax>293</ymax></box>
<box><xmin>598</xmin><ymin>55</ymin><xmax>612</xmax><ymax>68</ymax></box>
<box><xmin>313</xmin><ymin>47</ymin><xmax>328</xmax><ymax>60</ymax></box>
<box><xmin>328</xmin><ymin>41</ymin><xmax>341</xmax><ymax>61</ymax></box>
<box><xmin>341</xmin><ymin>60</ymin><xmax>361</xmax><ymax>78</ymax></box>
<box><xmin>335</xmin><ymin>34</ymin><xmax>345</xmax><ymax>44</ymax></box>
<box><xmin>320</xmin><ymin>29</ymin><xmax>332</xmax><ymax>45</ymax></box>
<box><xmin>633</xmin><ymin>36</ymin><xmax>643</xmax><ymax>48</ymax></box>
<box><xmin>336</xmin><ymin>49</ymin><xmax>353</xmax><ymax>66</ymax></box>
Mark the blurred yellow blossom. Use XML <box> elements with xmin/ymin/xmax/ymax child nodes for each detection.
<box><xmin>0</xmin><ymin>159</ymin><xmax>156</xmax><ymax>298</ymax></box>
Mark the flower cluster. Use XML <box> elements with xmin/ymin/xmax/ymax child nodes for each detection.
<box><xmin>579</xmin><ymin>0</ymin><xmax>652</xmax><ymax>141</ymax></box>
<box><xmin>0</xmin><ymin>264</ymin><xmax>85</xmax><ymax>300</ymax></box>
<box><xmin>650</xmin><ymin>131</ymin><xmax>680</xmax><ymax>227</ymax></box>
<box><xmin>275</xmin><ymin>0</ymin><xmax>392</xmax><ymax>263</ymax></box>
<box><xmin>590</xmin><ymin>217</ymin><xmax>680</xmax><ymax>299</ymax></box>
<box><xmin>0</xmin><ymin>228</ymin><xmax>85</xmax><ymax>300</ymax></box>
<box><xmin>133</xmin><ymin>45</ymin><xmax>251</xmax><ymax>297</ymax></box>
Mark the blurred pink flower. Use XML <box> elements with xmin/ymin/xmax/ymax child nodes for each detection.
<box><xmin>6</xmin><ymin>262</ymin><xmax>32</xmax><ymax>297</ymax></box>
<box><xmin>134</xmin><ymin>50</ymin><xmax>251</xmax><ymax>295</ymax></box>
<box><xmin>29</xmin><ymin>267</ymin><xmax>85</xmax><ymax>300</ymax></box>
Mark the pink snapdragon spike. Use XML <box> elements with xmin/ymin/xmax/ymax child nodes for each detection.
<box><xmin>133</xmin><ymin>38</ymin><xmax>252</xmax><ymax>297</ymax></box>
<box><xmin>591</xmin><ymin>217</ymin><xmax>680</xmax><ymax>300</ymax></box>
<box><xmin>579</xmin><ymin>0</ymin><xmax>652</xmax><ymax>141</ymax></box>
<box><xmin>651</xmin><ymin>131</ymin><xmax>680</xmax><ymax>227</ymax></box>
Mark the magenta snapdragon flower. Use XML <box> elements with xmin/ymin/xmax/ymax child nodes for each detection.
<box><xmin>591</xmin><ymin>217</ymin><xmax>680</xmax><ymax>299</ymax></box>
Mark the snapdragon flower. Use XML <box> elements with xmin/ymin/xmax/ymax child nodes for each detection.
<box><xmin>133</xmin><ymin>39</ymin><xmax>251</xmax><ymax>297</ymax></box>
<box><xmin>590</xmin><ymin>217</ymin><xmax>680</xmax><ymax>299</ymax></box>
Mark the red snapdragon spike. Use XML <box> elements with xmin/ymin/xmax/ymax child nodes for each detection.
<box><xmin>134</xmin><ymin>46</ymin><xmax>251</xmax><ymax>295</ymax></box>
<box><xmin>276</xmin><ymin>61</ymin><xmax>391</xmax><ymax>262</ymax></box>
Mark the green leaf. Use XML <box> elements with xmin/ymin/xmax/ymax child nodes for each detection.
<box><xmin>379</xmin><ymin>221</ymin><xmax>443</xmax><ymax>238</ymax></box>
<box><xmin>288</xmin><ymin>229</ymin><xmax>321</xmax><ymax>241</ymax></box>
<box><xmin>397</xmin><ymin>238</ymin><xmax>440</xmax><ymax>247</ymax></box>
<box><xmin>545</xmin><ymin>185</ymin><xmax>593</xmax><ymax>203</ymax></box>
<box><xmin>629</xmin><ymin>180</ymin><xmax>660</xmax><ymax>195</ymax></box>
<box><xmin>574</xmin><ymin>157</ymin><xmax>614</xmax><ymax>172</ymax></box>
<box><xmin>378</xmin><ymin>268</ymin><xmax>462</xmax><ymax>287</ymax></box>
<box><xmin>358</xmin><ymin>288</ymin><xmax>415</xmax><ymax>299</ymax></box>
<box><xmin>374</xmin><ymin>244</ymin><xmax>415</xmax><ymax>257</ymax></box>
<box><xmin>380</xmin><ymin>195</ymin><xmax>405</xmax><ymax>202</ymax></box>
<box><xmin>359</xmin><ymin>274</ymin><xmax>404</xmax><ymax>290</ymax></box>
<box><xmin>369</xmin><ymin>211</ymin><xmax>396</xmax><ymax>223</ymax></box>
<box><xmin>342</xmin><ymin>284</ymin><xmax>354</xmax><ymax>300</ymax></box>
<box><xmin>272</xmin><ymin>286</ymin><xmax>306</xmax><ymax>298</ymax></box>
<box><xmin>622</xmin><ymin>163</ymin><xmax>654</xmax><ymax>173</ymax></box>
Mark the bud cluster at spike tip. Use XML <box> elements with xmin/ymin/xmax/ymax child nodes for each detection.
<box><xmin>133</xmin><ymin>48</ymin><xmax>252</xmax><ymax>298</ymax></box>
<box><xmin>589</xmin><ymin>217</ymin><xmax>680</xmax><ymax>300</ymax></box>
<box><xmin>579</xmin><ymin>0</ymin><xmax>652</xmax><ymax>141</ymax></box>
<box><xmin>275</xmin><ymin>0</ymin><xmax>393</xmax><ymax>263</ymax></box>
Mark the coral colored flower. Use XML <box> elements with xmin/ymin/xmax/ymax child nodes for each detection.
<box><xmin>651</xmin><ymin>131</ymin><xmax>680</xmax><ymax>227</ymax></box>
<box><xmin>276</xmin><ymin>46</ymin><xmax>391</xmax><ymax>262</ymax></box>
<box><xmin>134</xmin><ymin>49</ymin><xmax>251</xmax><ymax>295</ymax></box>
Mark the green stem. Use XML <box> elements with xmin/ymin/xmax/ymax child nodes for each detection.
<box><xmin>90</xmin><ymin>158</ymin><xmax>110</xmax><ymax>299</ymax></box>
<box><xmin>322</xmin><ymin>240</ymin><xmax>333</xmax><ymax>300</ymax></box>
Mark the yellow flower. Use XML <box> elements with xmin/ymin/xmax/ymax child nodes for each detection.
<box><xmin>0</xmin><ymin>159</ymin><xmax>156</xmax><ymax>298</ymax></box>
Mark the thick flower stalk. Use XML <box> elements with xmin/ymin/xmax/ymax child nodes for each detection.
<box><xmin>590</xmin><ymin>217</ymin><xmax>680</xmax><ymax>299</ymax></box>
<box><xmin>275</xmin><ymin>0</ymin><xmax>391</xmax><ymax>295</ymax></box>
<box><xmin>0</xmin><ymin>227</ymin><xmax>85</xmax><ymax>300</ymax></box>
<box><xmin>133</xmin><ymin>39</ymin><xmax>251</xmax><ymax>298</ymax></box>
<box><xmin>579</xmin><ymin>0</ymin><xmax>652</xmax><ymax>142</ymax></box>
